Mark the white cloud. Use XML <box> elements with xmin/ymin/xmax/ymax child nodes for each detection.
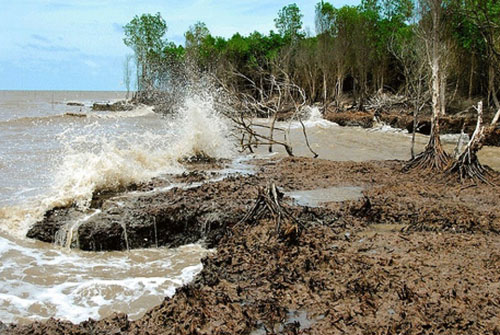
<box><xmin>0</xmin><ymin>0</ymin><xmax>361</xmax><ymax>90</ymax></box>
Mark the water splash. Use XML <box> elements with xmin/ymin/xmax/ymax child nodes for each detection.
<box><xmin>170</xmin><ymin>93</ymin><xmax>234</xmax><ymax>160</ymax></box>
<box><xmin>0</xmin><ymin>235</ymin><xmax>211</xmax><ymax>324</ymax></box>
<box><xmin>0</xmin><ymin>91</ymin><xmax>234</xmax><ymax>237</ymax></box>
<box><xmin>289</xmin><ymin>106</ymin><xmax>338</xmax><ymax>129</ymax></box>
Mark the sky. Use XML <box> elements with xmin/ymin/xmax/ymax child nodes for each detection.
<box><xmin>0</xmin><ymin>0</ymin><xmax>359</xmax><ymax>91</ymax></box>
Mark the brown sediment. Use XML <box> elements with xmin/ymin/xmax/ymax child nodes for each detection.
<box><xmin>5</xmin><ymin>157</ymin><xmax>500</xmax><ymax>334</ymax></box>
<box><xmin>324</xmin><ymin>110</ymin><xmax>375</xmax><ymax>128</ymax></box>
<box><xmin>323</xmin><ymin>108</ymin><xmax>500</xmax><ymax>146</ymax></box>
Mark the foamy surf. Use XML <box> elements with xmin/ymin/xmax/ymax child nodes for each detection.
<box><xmin>288</xmin><ymin>106</ymin><xmax>338</xmax><ymax>129</ymax></box>
<box><xmin>0</xmin><ymin>90</ymin><xmax>227</xmax><ymax>325</ymax></box>
<box><xmin>0</xmin><ymin>234</ymin><xmax>212</xmax><ymax>324</ymax></box>
<box><xmin>0</xmin><ymin>92</ymin><xmax>234</xmax><ymax>237</ymax></box>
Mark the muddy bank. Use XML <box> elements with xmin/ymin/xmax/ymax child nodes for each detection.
<box><xmin>27</xmin><ymin>158</ymin><xmax>500</xmax><ymax>252</ymax></box>
<box><xmin>324</xmin><ymin>108</ymin><xmax>500</xmax><ymax>145</ymax></box>
<box><xmin>5</xmin><ymin>157</ymin><xmax>500</xmax><ymax>334</ymax></box>
<box><xmin>91</xmin><ymin>100</ymin><xmax>135</xmax><ymax>112</ymax></box>
<box><xmin>27</xmin><ymin>173</ymin><xmax>260</xmax><ymax>251</ymax></box>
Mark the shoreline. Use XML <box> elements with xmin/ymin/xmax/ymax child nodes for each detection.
<box><xmin>3</xmin><ymin>157</ymin><xmax>499</xmax><ymax>334</ymax></box>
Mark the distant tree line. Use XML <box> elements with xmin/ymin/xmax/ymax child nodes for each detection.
<box><xmin>122</xmin><ymin>0</ymin><xmax>500</xmax><ymax>114</ymax></box>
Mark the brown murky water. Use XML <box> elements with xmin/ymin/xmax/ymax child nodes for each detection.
<box><xmin>254</xmin><ymin>110</ymin><xmax>500</xmax><ymax>171</ymax></box>
<box><xmin>287</xmin><ymin>186</ymin><xmax>364</xmax><ymax>207</ymax></box>
<box><xmin>1</xmin><ymin>97</ymin><xmax>498</xmax><ymax>325</ymax></box>
<box><xmin>0</xmin><ymin>91</ymin><xmax>221</xmax><ymax>324</ymax></box>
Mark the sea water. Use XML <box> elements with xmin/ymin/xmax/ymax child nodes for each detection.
<box><xmin>0</xmin><ymin>90</ymin><xmax>230</xmax><ymax>324</ymax></box>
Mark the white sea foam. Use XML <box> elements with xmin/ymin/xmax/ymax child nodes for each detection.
<box><xmin>0</xmin><ymin>234</ymin><xmax>211</xmax><ymax>323</ymax></box>
<box><xmin>0</xmin><ymin>90</ymin><xmax>224</xmax><ymax>324</ymax></box>
<box><xmin>370</xmin><ymin>123</ymin><xmax>408</xmax><ymax>134</ymax></box>
<box><xmin>170</xmin><ymin>93</ymin><xmax>234</xmax><ymax>159</ymax></box>
<box><xmin>0</xmin><ymin>92</ymin><xmax>234</xmax><ymax>236</ymax></box>
<box><xmin>289</xmin><ymin>106</ymin><xmax>338</xmax><ymax>129</ymax></box>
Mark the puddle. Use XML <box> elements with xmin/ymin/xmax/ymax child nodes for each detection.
<box><xmin>250</xmin><ymin>310</ymin><xmax>317</xmax><ymax>334</ymax></box>
<box><xmin>287</xmin><ymin>186</ymin><xmax>364</xmax><ymax>207</ymax></box>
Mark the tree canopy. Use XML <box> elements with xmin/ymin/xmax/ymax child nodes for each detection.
<box><xmin>122</xmin><ymin>1</ymin><xmax>500</xmax><ymax>112</ymax></box>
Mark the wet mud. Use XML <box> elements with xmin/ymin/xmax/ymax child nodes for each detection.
<box><xmin>4</xmin><ymin>157</ymin><xmax>500</xmax><ymax>334</ymax></box>
<box><xmin>324</xmin><ymin>108</ymin><xmax>500</xmax><ymax>146</ymax></box>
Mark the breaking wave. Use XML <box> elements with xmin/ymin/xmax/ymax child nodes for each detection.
<box><xmin>289</xmin><ymin>106</ymin><xmax>338</xmax><ymax>129</ymax></box>
<box><xmin>0</xmin><ymin>92</ymin><xmax>234</xmax><ymax>236</ymax></box>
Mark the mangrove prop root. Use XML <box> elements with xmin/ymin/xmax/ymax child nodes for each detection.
<box><xmin>446</xmin><ymin>101</ymin><xmax>495</xmax><ymax>185</ymax></box>
<box><xmin>404</xmin><ymin>132</ymin><xmax>450</xmax><ymax>172</ymax></box>
<box><xmin>446</xmin><ymin>150</ymin><xmax>493</xmax><ymax>185</ymax></box>
<box><xmin>237</xmin><ymin>183</ymin><xmax>304</xmax><ymax>241</ymax></box>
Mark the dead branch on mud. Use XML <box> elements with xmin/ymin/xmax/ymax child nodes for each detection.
<box><xmin>237</xmin><ymin>183</ymin><xmax>304</xmax><ymax>242</ymax></box>
<box><xmin>446</xmin><ymin>101</ymin><xmax>494</xmax><ymax>184</ymax></box>
<box><xmin>365</xmin><ymin>92</ymin><xmax>409</xmax><ymax>112</ymax></box>
<box><xmin>227</xmin><ymin>112</ymin><xmax>294</xmax><ymax>156</ymax></box>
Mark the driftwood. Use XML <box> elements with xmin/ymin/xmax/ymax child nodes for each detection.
<box><xmin>365</xmin><ymin>92</ymin><xmax>408</xmax><ymax>112</ymax></box>
<box><xmin>227</xmin><ymin>113</ymin><xmax>294</xmax><ymax>156</ymax></box>
<box><xmin>237</xmin><ymin>183</ymin><xmax>304</xmax><ymax>242</ymax></box>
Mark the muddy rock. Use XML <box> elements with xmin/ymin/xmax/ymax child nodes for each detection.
<box><xmin>92</xmin><ymin>101</ymin><xmax>134</xmax><ymax>112</ymax></box>
<box><xmin>66</xmin><ymin>102</ymin><xmax>84</xmax><ymax>107</ymax></box>
<box><xmin>26</xmin><ymin>207</ymin><xmax>82</xmax><ymax>243</ymax></box>
<box><xmin>326</xmin><ymin>107</ymin><xmax>500</xmax><ymax>146</ymax></box>
<box><xmin>27</xmin><ymin>175</ymin><xmax>263</xmax><ymax>251</ymax></box>
<box><xmin>324</xmin><ymin>111</ymin><xmax>375</xmax><ymax>128</ymax></box>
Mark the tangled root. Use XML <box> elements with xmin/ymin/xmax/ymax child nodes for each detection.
<box><xmin>404</xmin><ymin>133</ymin><xmax>450</xmax><ymax>172</ymax></box>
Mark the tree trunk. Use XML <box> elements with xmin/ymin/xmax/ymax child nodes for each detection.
<box><xmin>404</xmin><ymin>0</ymin><xmax>450</xmax><ymax>172</ymax></box>
<box><xmin>323</xmin><ymin>72</ymin><xmax>327</xmax><ymax>106</ymax></box>
<box><xmin>440</xmin><ymin>71</ymin><xmax>447</xmax><ymax>115</ymax></box>
<box><xmin>446</xmin><ymin>101</ymin><xmax>493</xmax><ymax>184</ymax></box>
<box><xmin>488</xmin><ymin>63</ymin><xmax>500</xmax><ymax>109</ymax></box>
<box><xmin>468</xmin><ymin>56</ymin><xmax>475</xmax><ymax>100</ymax></box>
<box><xmin>335</xmin><ymin>74</ymin><xmax>344</xmax><ymax>101</ymax></box>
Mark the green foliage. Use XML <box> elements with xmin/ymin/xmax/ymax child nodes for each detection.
<box><xmin>274</xmin><ymin>3</ymin><xmax>304</xmax><ymax>40</ymax></box>
<box><xmin>122</xmin><ymin>2</ymin><xmax>500</xmax><ymax>107</ymax></box>
<box><xmin>163</xmin><ymin>43</ymin><xmax>185</xmax><ymax>62</ymax></box>
<box><xmin>315</xmin><ymin>1</ymin><xmax>336</xmax><ymax>35</ymax></box>
<box><xmin>185</xmin><ymin>22</ymin><xmax>210</xmax><ymax>49</ymax></box>
<box><xmin>123</xmin><ymin>12</ymin><xmax>167</xmax><ymax>62</ymax></box>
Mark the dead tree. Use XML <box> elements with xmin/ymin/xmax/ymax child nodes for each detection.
<box><xmin>446</xmin><ymin>102</ymin><xmax>499</xmax><ymax>184</ymax></box>
<box><xmin>218</xmin><ymin>66</ymin><xmax>318</xmax><ymax>158</ymax></box>
<box><xmin>446</xmin><ymin>101</ymin><xmax>492</xmax><ymax>183</ymax></box>
<box><xmin>405</xmin><ymin>0</ymin><xmax>450</xmax><ymax>172</ymax></box>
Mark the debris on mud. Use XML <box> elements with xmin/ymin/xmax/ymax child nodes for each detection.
<box><xmin>5</xmin><ymin>157</ymin><xmax>500</xmax><ymax>334</ymax></box>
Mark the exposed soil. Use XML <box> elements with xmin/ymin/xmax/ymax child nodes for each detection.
<box><xmin>324</xmin><ymin>107</ymin><xmax>500</xmax><ymax>146</ymax></box>
<box><xmin>4</xmin><ymin>157</ymin><xmax>500</xmax><ymax>334</ymax></box>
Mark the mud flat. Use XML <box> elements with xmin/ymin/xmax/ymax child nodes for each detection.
<box><xmin>2</xmin><ymin>157</ymin><xmax>500</xmax><ymax>334</ymax></box>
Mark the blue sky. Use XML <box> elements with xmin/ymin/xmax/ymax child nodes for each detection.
<box><xmin>0</xmin><ymin>0</ymin><xmax>359</xmax><ymax>91</ymax></box>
